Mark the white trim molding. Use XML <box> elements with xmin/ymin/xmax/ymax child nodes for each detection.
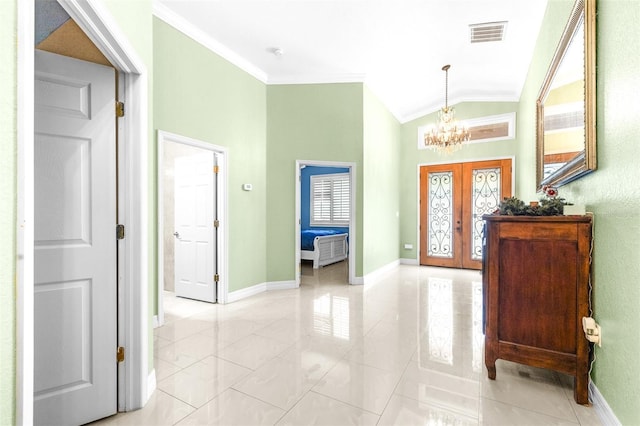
<box><xmin>590</xmin><ymin>382</ymin><xmax>621</xmax><ymax>426</ymax></box>
<box><xmin>400</xmin><ymin>258</ymin><xmax>419</xmax><ymax>265</ymax></box>
<box><xmin>152</xmin><ymin>2</ymin><xmax>267</xmax><ymax>83</ymax></box>
<box><xmin>352</xmin><ymin>276</ymin><xmax>364</xmax><ymax>286</ymax></box>
<box><xmin>227</xmin><ymin>282</ymin><xmax>267</xmax><ymax>304</ymax></box>
<box><xmin>226</xmin><ymin>280</ymin><xmax>299</xmax><ymax>303</ymax></box>
<box><xmin>295</xmin><ymin>160</ymin><xmax>357</xmax><ymax>287</ymax></box>
<box><xmin>401</xmin><ymin>96</ymin><xmax>519</xmax><ymax>124</ymax></box>
<box><xmin>146</xmin><ymin>370</ymin><xmax>157</xmax><ymax>403</ymax></box>
<box><xmin>362</xmin><ymin>259</ymin><xmax>400</xmax><ymax>286</ymax></box>
<box><xmin>16</xmin><ymin>1</ymin><xmax>35</xmax><ymax>424</ymax></box>
<box><xmin>156</xmin><ymin>130</ymin><xmax>229</xmax><ymax>316</ymax></box>
<box><xmin>267</xmin><ymin>281</ymin><xmax>298</xmax><ymax>291</ymax></box>
<box><xmin>268</xmin><ymin>73</ymin><xmax>367</xmax><ymax>85</ymax></box>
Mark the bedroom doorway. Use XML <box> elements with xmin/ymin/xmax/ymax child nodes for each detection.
<box><xmin>295</xmin><ymin>160</ymin><xmax>356</xmax><ymax>286</ymax></box>
<box><xmin>157</xmin><ymin>131</ymin><xmax>228</xmax><ymax>326</ymax></box>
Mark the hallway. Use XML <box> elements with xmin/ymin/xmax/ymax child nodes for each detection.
<box><xmin>96</xmin><ymin>264</ymin><xmax>601</xmax><ymax>425</ymax></box>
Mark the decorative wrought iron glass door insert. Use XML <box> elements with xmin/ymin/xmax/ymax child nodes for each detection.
<box><xmin>420</xmin><ymin>159</ymin><xmax>512</xmax><ymax>269</ymax></box>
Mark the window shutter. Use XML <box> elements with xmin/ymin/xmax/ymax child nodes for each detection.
<box><xmin>331</xmin><ymin>178</ymin><xmax>349</xmax><ymax>223</ymax></box>
<box><xmin>310</xmin><ymin>173</ymin><xmax>350</xmax><ymax>226</ymax></box>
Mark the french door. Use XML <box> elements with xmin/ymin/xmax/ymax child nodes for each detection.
<box><xmin>420</xmin><ymin>159</ymin><xmax>512</xmax><ymax>269</ymax></box>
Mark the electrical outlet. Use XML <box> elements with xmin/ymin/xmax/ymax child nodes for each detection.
<box><xmin>404</xmin><ymin>244</ymin><xmax>413</xmax><ymax>250</ymax></box>
<box><xmin>582</xmin><ymin>316</ymin><xmax>602</xmax><ymax>347</ymax></box>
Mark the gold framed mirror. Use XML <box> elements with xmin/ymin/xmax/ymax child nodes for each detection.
<box><xmin>536</xmin><ymin>0</ymin><xmax>596</xmax><ymax>189</ymax></box>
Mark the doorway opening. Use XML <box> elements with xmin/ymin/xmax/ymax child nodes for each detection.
<box><xmin>157</xmin><ymin>131</ymin><xmax>228</xmax><ymax>327</ymax></box>
<box><xmin>295</xmin><ymin>160</ymin><xmax>356</xmax><ymax>286</ymax></box>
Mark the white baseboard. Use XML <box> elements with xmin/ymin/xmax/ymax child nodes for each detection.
<box><xmin>146</xmin><ymin>369</ymin><xmax>156</xmax><ymax>404</ymax></box>
<box><xmin>400</xmin><ymin>258</ymin><xmax>419</xmax><ymax>265</ymax></box>
<box><xmin>227</xmin><ymin>282</ymin><xmax>266</xmax><ymax>303</ymax></box>
<box><xmin>227</xmin><ymin>280</ymin><xmax>299</xmax><ymax>303</ymax></box>
<box><xmin>590</xmin><ymin>382</ymin><xmax>621</xmax><ymax>426</ymax></box>
<box><xmin>267</xmin><ymin>280</ymin><xmax>298</xmax><ymax>291</ymax></box>
<box><xmin>351</xmin><ymin>276</ymin><xmax>364</xmax><ymax>285</ymax></box>
<box><xmin>362</xmin><ymin>259</ymin><xmax>400</xmax><ymax>286</ymax></box>
<box><xmin>152</xmin><ymin>315</ymin><xmax>159</xmax><ymax>328</ymax></box>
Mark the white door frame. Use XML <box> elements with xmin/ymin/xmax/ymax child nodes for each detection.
<box><xmin>156</xmin><ymin>130</ymin><xmax>229</xmax><ymax>326</ymax></box>
<box><xmin>17</xmin><ymin>1</ymin><xmax>149</xmax><ymax>423</ymax></box>
<box><xmin>295</xmin><ymin>160</ymin><xmax>357</xmax><ymax>286</ymax></box>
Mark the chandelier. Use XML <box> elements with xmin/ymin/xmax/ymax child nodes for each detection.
<box><xmin>424</xmin><ymin>65</ymin><xmax>470</xmax><ymax>153</ymax></box>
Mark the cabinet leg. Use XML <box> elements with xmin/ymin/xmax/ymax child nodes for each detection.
<box><xmin>485</xmin><ymin>344</ymin><xmax>497</xmax><ymax>380</ymax></box>
<box><xmin>487</xmin><ymin>365</ymin><xmax>496</xmax><ymax>380</ymax></box>
<box><xmin>574</xmin><ymin>374</ymin><xmax>589</xmax><ymax>405</ymax></box>
<box><xmin>486</xmin><ymin>360</ymin><xmax>496</xmax><ymax>380</ymax></box>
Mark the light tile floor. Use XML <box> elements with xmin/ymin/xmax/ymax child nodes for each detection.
<box><xmin>95</xmin><ymin>262</ymin><xmax>603</xmax><ymax>425</ymax></box>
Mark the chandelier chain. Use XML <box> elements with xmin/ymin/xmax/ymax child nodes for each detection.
<box><xmin>444</xmin><ymin>65</ymin><xmax>449</xmax><ymax>109</ymax></box>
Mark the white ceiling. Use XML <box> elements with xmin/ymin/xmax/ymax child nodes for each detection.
<box><xmin>154</xmin><ymin>0</ymin><xmax>549</xmax><ymax>123</ymax></box>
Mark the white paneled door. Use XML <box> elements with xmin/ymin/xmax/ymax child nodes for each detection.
<box><xmin>174</xmin><ymin>153</ymin><xmax>217</xmax><ymax>303</ymax></box>
<box><xmin>34</xmin><ymin>50</ymin><xmax>117</xmax><ymax>425</ymax></box>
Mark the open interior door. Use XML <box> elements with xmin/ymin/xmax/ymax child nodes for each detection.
<box><xmin>34</xmin><ymin>50</ymin><xmax>117</xmax><ymax>425</ymax></box>
<box><xmin>174</xmin><ymin>152</ymin><xmax>217</xmax><ymax>303</ymax></box>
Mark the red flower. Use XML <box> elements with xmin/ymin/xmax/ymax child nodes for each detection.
<box><xmin>543</xmin><ymin>185</ymin><xmax>558</xmax><ymax>199</ymax></box>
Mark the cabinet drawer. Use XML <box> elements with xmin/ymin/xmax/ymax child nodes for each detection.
<box><xmin>498</xmin><ymin>222</ymin><xmax>578</xmax><ymax>240</ymax></box>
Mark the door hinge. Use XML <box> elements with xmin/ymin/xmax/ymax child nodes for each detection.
<box><xmin>117</xmin><ymin>346</ymin><xmax>125</xmax><ymax>363</ymax></box>
<box><xmin>214</xmin><ymin>274</ymin><xmax>220</xmax><ymax>283</ymax></box>
<box><xmin>214</xmin><ymin>220</ymin><xmax>219</xmax><ymax>228</ymax></box>
<box><xmin>116</xmin><ymin>224</ymin><xmax>125</xmax><ymax>240</ymax></box>
<box><xmin>213</xmin><ymin>165</ymin><xmax>219</xmax><ymax>174</ymax></box>
<box><xmin>116</xmin><ymin>101</ymin><xmax>125</xmax><ymax>117</ymax></box>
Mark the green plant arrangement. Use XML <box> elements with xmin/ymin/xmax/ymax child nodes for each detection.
<box><xmin>496</xmin><ymin>186</ymin><xmax>570</xmax><ymax>216</ymax></box>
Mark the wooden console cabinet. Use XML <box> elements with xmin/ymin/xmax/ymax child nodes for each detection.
<box><xmin>482</xmin><ymin>215</ymin><xmax>592</xmax><ymax>404</ymax></box>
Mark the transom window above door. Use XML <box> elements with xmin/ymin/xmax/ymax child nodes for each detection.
<box><xmin>310</xmin><ymin>173</ymin><xmax>350</xmax><ymax>226</ymax></box>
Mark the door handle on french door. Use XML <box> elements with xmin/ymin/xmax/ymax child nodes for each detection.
<box><xmin>173</xmin><ymin>232</ymin><xmax>180</xmax><ymax>239</ymax></box>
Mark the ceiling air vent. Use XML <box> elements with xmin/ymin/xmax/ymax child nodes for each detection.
<box><xmin>469</xmin><ymin>21</ymin><xmax>507</xmax><ymax>43</ymax></box>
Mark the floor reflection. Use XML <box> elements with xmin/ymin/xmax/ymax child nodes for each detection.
<box><xmin>313</xmin><ymin>293</ymin><xmax>350</xmax><ymax>340</ymax></box>
<box><xmin>97</xmin><ymin>263</ymin><xmax>601</xmax><ymax>425</ymax></box>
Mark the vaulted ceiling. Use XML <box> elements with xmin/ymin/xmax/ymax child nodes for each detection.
<box><xmin>154</xmin><ymin>0</ymin><xmax>549</xmax><ymax>123</ymax></box>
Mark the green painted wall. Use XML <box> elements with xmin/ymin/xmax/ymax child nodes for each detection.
<box><xmin>154</xmin><ymin>18</ymin><xmax>268</xmax><ymax>293</ymax></box>
<box><xmin>399</xmin><ymin>102</ymin><xmax>519</xmax><ymax>261</ymax></box>
<box><xmin>517</xmin><ymin>0</ymin><xmax>640</xmax><ymax>424</ymax></box>
<box><xmin>3</xmin><ymin>0</ymin><xmax>639</xmax><ymax>423</ymax></box>
<box><xmin>266</xmin><ymin>84</ymin><xmax>364</xmax><ymax>280</ymax></box>
<box><xmin>519</xmin><ymin>0</ymin><xmax>640</xmax><ymax>422</ymax></box>
<box><xmin>363</xmin><ymin>87</ymin><xmax>402</xmax><ymax>274</ymax></box>
<box><xmin>0</xmin><ymin>0</ymin><xmax>17</xmax><ymax>423</ymax></box>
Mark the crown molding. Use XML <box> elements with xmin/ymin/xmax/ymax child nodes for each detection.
<box><xmin>267</xmin><ymin>73</ymin><xmax>367</xmax><ymax>86</ymax></box>
<box><xmin>152</xmin><ymin>2</ymin><xmax>268</xmax><ymax>83</ymax></box>
<box><xmin>400</xmin><ymin>95</ymin><xmax>520</xmax><ymax>124</ymax></box>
